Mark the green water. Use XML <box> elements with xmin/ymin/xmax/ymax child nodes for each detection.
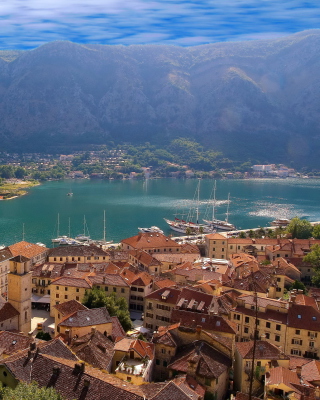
<box><xmin>0</xmin><ymin>178</ymin><xmax>319</xmax><ymax>247</ymax></box>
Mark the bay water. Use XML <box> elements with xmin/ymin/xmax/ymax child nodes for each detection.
<box><xmin>0</xmin><ymin>178</ymin><xmax>319</xmax><ymax>247</ymax></box>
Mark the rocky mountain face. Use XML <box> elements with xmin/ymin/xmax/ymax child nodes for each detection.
<box><xmin>0</xmin><ymin>30</ymin><xmax>320</xmax><ymax>164</ymax></box>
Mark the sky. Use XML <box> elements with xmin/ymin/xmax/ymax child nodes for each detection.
<box><xmin>0</xmin><ymin>0</ymin><xmax>319</xmax><ymax>50</ymax></box>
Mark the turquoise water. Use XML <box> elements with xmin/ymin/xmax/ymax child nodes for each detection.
<box><xmin>0</xmin><ymin>178</ymin><xmax>320</xmax><ymax>247</ymax></box>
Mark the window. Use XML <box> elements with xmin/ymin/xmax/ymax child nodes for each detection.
<box><xmin>234</xmin><ymin>314</ymin><xmax>240</xmax><ymax>320</ymax></box>
<box><xmin>65</xmin><ymin>295</ymin><xmax>68</xmax><ymax>299</ymax></box>
<box><xmin>296</xmin><ymin>330</ymin><xmax>300</xmax><ymax>335</ymax></box>
<box><xmin>56</xmin><ymin>294</ymin><xmax>59</xmax><ymax>298</ymax></box>
<box><xmin>266</xmin><ymin>322</ymin><xmax>271</xmax><ymax>328</ymax></box>
<box><xmin>212</xmin><ymin>248</ymin><xmax>215</xmax><ymax>251</ymax></box>
<box><xmin>121</xmin><ymin>288</ymin><xmax>125</xmax><ymax>293</ymax></box>
<box><xmin>105</xmin><ymin>287</ymin><xmax>108</xmax><ymax>291</ymax></box>
<box><xmin>76</xmin><ymin>296</ymin><xmax>79</xmax><ymax>301</ymax></box>
<box><xmin>221</xmin><ymin>248</ymin><xmax>224</xmax><ymax>252</ymax></box>
<box><xmin>276</xmin><ymin>324</ymin><xmax>281</xmax><ymax>331</ymax></box>
<box><xmin>76</xmin><ymin>288</ymin><xmax>79</xmax><ymax>292</ymax></box>
<box><xmin>245</xmin><ymin>317</ymin><xmax>250</xmax><ymax>323</ymax></box>
<box><xmin>56</xmin><ymin>286</ymin><xmax>59</xmax><ymax>290</ymax></box>
<box><xmin>163</xmin><ymin>361</ymin><xmax>167</xmax><ymax>367</ymax></box>
<box><xmin>313</xmin><ymin>316</ymin><xmax>317</xmax><ymax>321</ymax></box>
<box><xmin>132</xmin><ymin>287</ymin><xmax>137</xmax><ymax>291</ymax></box>
<box><xmin>277</xmin><ymin>277</ymin><xmax>281</xmax><ymax>282</ymax></box>
<box><xmin>161</xmin><ymin>348</ymin><xmax>166</xmax><ymax>354</ymax></box>
<box><xmin>65</xmin><ymin>287</ymin><xmax>68</xmax><ymax>291</ymax></box>
<box><xmin>276</xmin><ymin>287</ymin><xmax>282</xmax><ymax>292</ymax></box>
<box><xmin>230</xmin><ymin>245</ymin><xmax>233</xmax><ymax>250</ymax></box>
<box><xmin>310</xmin><ymin>341</ymin><xmax>315</xmax><ymax>348</ymax></box>
<box><xmin>244</xmin><ymin>327</ymin><xmax>249</xmax><ymax>334</ymax></box>
<box><xmin>156</xmin><ymin>359</ymin><xmax>160</xmax><ymax>365</ymax></box>
<box><xmin>205</xmin><ymin>378</ymin><xmax>211</xmax><ymax>386</ymax></box>
<box><xmin>297</xmin><ymin>315</ymin><xmax>302</xmax><ymax>319</ymax></box>
<box><xmin>275</xmin><ymin>335</ymin><xmax>280</xmax><ymax>342</ymax></box>
<box><xmin>265</xmin><ymin>333</ymin><xmax>270</xmax><ymax>339</ymax></box>
<box><xmin>291</xmin><ymin>349</ymin><xmax>301</xmax><ymax>356</ymax></box>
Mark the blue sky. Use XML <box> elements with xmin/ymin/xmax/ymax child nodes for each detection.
<box><xmin>0</xmin><ymin>0</ymin><xmax>319</xmax><ymax>49</ymax></box>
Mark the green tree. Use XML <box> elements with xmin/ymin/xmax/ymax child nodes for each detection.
<box><xmin>35</xmin><ymin>331</ymin><xmax>52</xmax><ymax>341</ymax></box>
<box><xmin>289</xmin><ymin>280</ymin><xmax>307</xmax><ymax>294</ymax></box>
<box><xmin>312</xmin><ymin>225</ymin><xmax>320</xmax><ymax>239</ymax></box>
<box><xmin>303</xmin><ymin>244</ymin><xmax>320</xmax><ymax>287</ymax></box>
<box><xmin>82</xmin><ymin>288</ymin><xmax>132</xmax><ymax>332</ymax></box>
<box><xmin>14</xmin><ymin>167</ymin><xmax>26</xmax><ymax>179</ymax></box>
<box><xmin>238</xmin><ymin>231</ymin><xmax>246</xmax><ymax>239</ymax></box>
<box><xmin>0</xmin><ymin>381</ymin><xmax>64</xmax><ymax>400</ymax></box>
<box><xmin>286</xmin><ymin>217</ymin><xmax>313</xmax><ymax>239</ymax></box>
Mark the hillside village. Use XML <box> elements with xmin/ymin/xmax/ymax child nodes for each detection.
<box><xmin>1</xmin><ymin>232</ymin><xmax>320</xmax><ymax>399</ymax></box>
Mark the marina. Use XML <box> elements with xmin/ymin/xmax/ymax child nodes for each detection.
<box><xmin>1</xmin><ymin>178</ymin><xmax>320</xmax><ymax>247</ymax></box>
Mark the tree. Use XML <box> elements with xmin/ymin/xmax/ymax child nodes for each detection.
<box><xmin>82</xmin><ymin>288</ymin><xmax>132</xmax><ymax>332</ymax></box>
<box><xmin>35</xmin><ymin>331</ymin><xmax>51</xmax><ymax>341</ymax></box>
<box><xmin>303</xmin><ymin>244</ymin><xmax>320</xmax><ymax>287</ymax></box>
<box><xmin>0</xmin><ymin>381</ymin><xmax>64</xmax><ymax>400</ymax></box>
<box><xmin>312</xmin><ymin>225</ymin><xmax>320</xmax><ymax>239</ymax></box>
<box><xmin>289</xmin><ymin>280</ymin><xmax>307</xmax><ymax>294</ymax></box>
<box><xmin>286</xmin><ymin>217</ymin><xmax>313</xmax><ymax>239</ymax></box>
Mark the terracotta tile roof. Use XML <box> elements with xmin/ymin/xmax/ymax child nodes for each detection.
<box><xmin>168</xmin><ymin>340</ymin><xmax>231</xmax><ymax>379</ymax></box>
<box><xmin>266</xmin><ymin>366</ymin><xmax>301</xmax><ymax>388</ymax></box>
<box><xmin>173</xmin><ymin>374</ymin><xmax>206</xmax><ymax>398</ymax></box>
<box><xmin>104</xmin><ymin>262</ymin><xmax>121</xmax><ymax>274</ymax></box>
<box><xmin>180</xmin><ymin>243</ymin><xmax>201</xmax><ymax>254</ymax></box>
<box><xmin>129</xmin><ymin>250</ymin><xmax>161</xmax><ymax>267</ymax></box>
<box><xmin>145</xmin><ymin>287</ymin><xmax>181</xmax><ymax>304</ymax></box>
<box><xmin>201</xmin><ymin>330</ymin><xmax>233</xmax><ymax>351</ymax></box>
<box><xmin>0</xmin><ymin>331</ymin><xmax>39</xmax><ymax>356</ymax></box>
<box><xmin>235</xmin><ymin>392</ymin><xmax>261</xmax><ymax>400</ymax></box>
<box><xmin>149</xmin><ymin>381</ymin><xmax>194</xmax><ymax>400</ymax></box>
<box><xmin>289</xmin><ymin>356</ymin><xmax>312</xmax><ymax>370</ymax></box>
<box><xmin>8</xmin><ymin>241</ymin><xmax>48</xmax><ymax>259</ymax></box>
<box><xmin>175</xmin><ymin>287</ymin><xmax>214</xmax><ymax>313</ymax></box>
<box><xmin>53</xmin><ymin>299</ymin><xmax>87</xmax><ymax>316</ymax></box>
<box><xmin>0</xmin><ymin>300</ymin><xmax>20</xmax><ymax>322</ymax></box>
<box><xmin>154</xmin><ymin>278</ymin><xmax>176</xmax><ymax>290</ymax></box>
<box><xmin>299</xmin><ymin>360</ymin><xmax>320</xmax><ymax>384</ymax></box>
<box><xmin>153</xmin><ymin>253</ymin><xmax>199</xmax><ymax>263</ymax></box>
<box><xmin>3</xmin><ymin>351</ymin><xmax>145</xmax><ymax>400</ymax></box>
<box><xmin>111</xmin><ymin>316</ymin><xmax>126</xmax><ymax>341</ymax></box>
<box><xmin>52</xmin><ymin>276</ymin><xmax>93</xmax><ymax>288</ymax></box>
<box><xmin>140</xmin><ymin>382</ymin><xmax>167</xmax><ymax>399</ymax></box>
<box><xmin>121</xmin><ymin>232</ymin><xmax>180</xmax><ymax>250</ymax></box>
<box><xmin>287</xmin><ymin>304</ymin><xmax>320</xmax><ymax>331</ymax></box>
<box><xmin>236</xmin><ymin>340</ymin><xmax>289</xmax><ymax>360</ymax></box>
<box><xmin>48</xmin><ymin>244</ymin><xmax>108</xmax><ymax>257</ymax></box>
<box><xmin>108</xmin><ymin>250</ymin><xmax>129</xmax><ymax>261</ymax></box>
<box><xmin>294</xmin><ymin>294</ymin><xmax>318</xmax><ymax>309</ymax></box>
<box><xmin>58</xmin><ymin>307</ymin><xmax>112</xmax><ymax>327</ymax></box>
<box><xmin>170</xmin><ymin>309</ymin><xmax>237</xmax><ymax>335</ymax></box>
<box><xmin>88</xmin><ymin>273</ymin><xmax>129</xmax><ymax>287</ymax></box>
<box><xmin>129</xmin><ymin>271</ymin><xmax>153</xmax><ymax>287</ymax></box>
<box><xmin>71</xmin><ymin>329</ymin><xmax>114</xmax><ymax>370</ymax></box>
<box><xmin>0</xmin><ymin>248</ymin><xmax>13</xmax><ymax>262</ymax></box>
<box><xmin>205</xmin><ymin>233</ymin><xmax>226</xmax><ymax>240</ymax></box>
<box><xmin>114</xmin><ymin>338</ymin><xmax>154</xmax><ymax>360</ymax></box>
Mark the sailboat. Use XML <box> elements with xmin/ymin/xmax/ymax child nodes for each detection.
<box><xmin>164</xmin><ymin>179</ymin><xmax>216</xmax><ymax>235</ymax></box>
<box><xmin>94</xmin><ymin>211</ymin><xmax>113</xmax><ymax>245</ymax></box>
<box><xmin>203</xmin><ymin>184</ymin><xmax>236</xmax><ymax>231</ymax></box>
<box><xmin>75</xmin><ymin>215</ymin><xmax>91</xmax><ymax>242</ymax></box>
<box><xmin>51</xmin><ymin>214</ymin><xmax>69</xmax><ymax>243</ymax></box>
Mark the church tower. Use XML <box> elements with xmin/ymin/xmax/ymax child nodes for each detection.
<box><xmin>8</xmin><ymin>255</ymin><xmax>32</xmax><ymax>334</ymax></box>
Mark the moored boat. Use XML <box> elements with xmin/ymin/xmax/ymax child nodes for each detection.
<box><xmin>138</xmin><ymin>226</ymin><xmax>164</xmax><ymax>234</ymax></box>
<box><xmin>270</xmin><ymin>218</ymin><xmax>290</xmax><ymax>227</ymax></box>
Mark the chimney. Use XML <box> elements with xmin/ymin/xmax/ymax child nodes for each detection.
<box><xmin>196</xmin><ymin>325</ymin><xmax>202</xmax><ymax>334</ymax></box>
<box><xmin>296</xmin><ymin>365</ymin><xmax>302</xmax><ymax>378</ymax></box>
<box><xmin>65</xmin><ymin>329</ymin><xmax>71</xmax><ymax>344</ymax></box>
<box><xmin>30</xmin><ymin>342</ymin><xmax>36</xmax><ymax>351</ymax></box>
<box><xmin>80</xmin><ymin>361</ymin><xmax>85</xmax><ymax>373</ymax></box>
<box><xmin>91</xmin><ymin>326</ymin><xmax>96</xmax><ymax>335</ymax></box>
<box><xmin>52</xmin><ymin>365</ymin><xmax>60</xmax><ymax>376</ymax></box>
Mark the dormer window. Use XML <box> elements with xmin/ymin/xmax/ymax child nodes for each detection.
<box><xmin>297</xmin><ymin>315</ymin><xmax>302</xmax><ymax>319</ymax></box>
<box><xmin>312</xmin><ymin>316</ymin><xmax>317</xmax><ymax>321</ymax></box>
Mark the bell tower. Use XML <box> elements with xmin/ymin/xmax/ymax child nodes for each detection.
<box><xmin>8</xmin><ymin>255</ymin><xmax>32</xmax><ymax>334</ymax></box>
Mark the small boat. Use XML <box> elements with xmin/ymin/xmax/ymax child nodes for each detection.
<box><xmin>270</xmin><ymin>218</ymin><xmax>290</xmax><ymax>227</ymax></box>
<box><xmin>67</xmin><ymin>192</ymin><xmax>73</xmax><ymax>196</ymax></box>
<box><xmin>52</xmin><ymin>214</ymin><xmax>71</xmax><ymax>243</ymax></box>
<box><xmin>138</xmin><ymin>226</ymin><xmax>164</xmax><ymax>234</ymax></box>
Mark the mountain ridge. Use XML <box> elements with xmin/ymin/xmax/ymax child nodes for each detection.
<box><xmin>0</xmin><ymin>30</ymin><xmax>320</xmax><ymax>166</ymax></box>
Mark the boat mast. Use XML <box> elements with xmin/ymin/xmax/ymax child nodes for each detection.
<box><xmin>57</xmin><ymin>213</ymin><xmax>60</xmax><ymax>238</ymax></box>
<box><xmin>196</xmin><ymin>179</ymin><xmax>201</xmax><ymax>224</ymax></box>
<box><xmin>226</xmin><ymin>193</ymin><xmax>230</xmax><ymax>223</ymax></box>
<box><xmin>103</xmin><ymin>210</ymin><xmax>106</xmax><ymax>242</ymax></box>
<box><xmin>83</xmin><ymin>215</ymin><xmax>86</xmax><ymax>236</ymax></box>
<box><xmin>22</xmin><ymin>223</ymin><xmax>25</xmax><ymax>241</ymax></box>
<box><xmin>212</xmin><ymin>180</ymin><xmax>217</xmax><ymax>222</ymax></box>
<box><xmin>68</xmin><ymin>217</ymin><xmax>71</xmax><ymax>238</ymax></box>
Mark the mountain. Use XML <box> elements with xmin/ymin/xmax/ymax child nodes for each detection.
<box><xmin>0</xmin><ymin>30</ymin><xmax>320</xmax><ymax>166</ymax></box>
